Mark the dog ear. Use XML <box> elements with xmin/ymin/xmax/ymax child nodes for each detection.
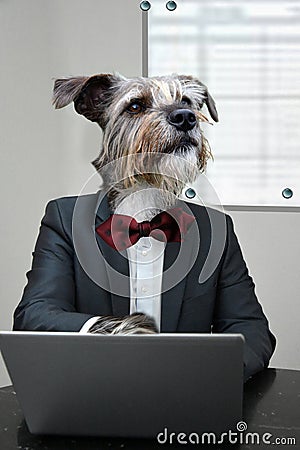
<box><xmin>204</xmin><ymin>90</ymin><xmax>218</xmax><ymax>123</ymax></box>
<box><xmin>52</xmin><ymin>76</ymin><xmax>88</xmax><ymax>109</ymax></box>
<box><xmin>178</xmin><ymin>75</ymin><xmax>219</xmax><ymax>122</ymax></box>
<box><xmin>52</xmin><ymin>74</ymin><xmax>118</xmax><ymax>125</ymax></box>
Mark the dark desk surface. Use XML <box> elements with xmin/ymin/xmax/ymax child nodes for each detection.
<box><xmin>0</xmin><ymin>368</ymin><xmax>299</xmax><ymax>449</ymax></box>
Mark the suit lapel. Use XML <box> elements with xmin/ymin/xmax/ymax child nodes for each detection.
<box><xmin>161</xmin><ymin>217</ymin><xmax>199</xmax><ymax>332</ymax></box>
<box><xmin>161</xmin><ymin>242</ymin><xmax>186</xmax><ymax>332</ymax></box>
<box><xmin>95</xmin><ymin>191</ymin><xmax>130</xmax><ymax>316</ymax></box>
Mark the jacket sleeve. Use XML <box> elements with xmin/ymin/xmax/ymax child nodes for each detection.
<box><xmin>212</xmin><ymin>215</ymin><xmax>276</xmax><ymax>382</ymax></box>
<box><xmin>13</xmin><ymin>200</ymin><xmax>95</xmax><ymax>331</ymax></box>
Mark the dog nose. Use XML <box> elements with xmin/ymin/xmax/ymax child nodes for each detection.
<box><xmin>167</xmin><ymin>109</ymin><xmax>197</xmax><ymax>132</ymax></box>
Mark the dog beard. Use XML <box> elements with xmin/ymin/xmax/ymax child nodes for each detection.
<box><xmin>100</xmin><ymin>145</ymin><xmax>200</xmax><ymax>220</ymax></box>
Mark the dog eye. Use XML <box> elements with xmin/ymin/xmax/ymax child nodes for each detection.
<box><xmin>127</xmin><ymin>102</ymin><xmax>144</xmax><ymax>114</ymax></box>
<box><xmin>181</xmin><ymin>96</ymin><xmax>192</xmax><ymax>106</ymax></box>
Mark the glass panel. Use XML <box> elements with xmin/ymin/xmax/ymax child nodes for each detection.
<box><xmin>148</xmin><ymin>0</ymin><xmax>300</xmax><ymax>206</ymax></box>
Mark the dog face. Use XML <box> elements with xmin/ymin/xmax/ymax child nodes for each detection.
<box><xmin>53</xmin><ymin>74</ymin><xmax>218</xmax><ymax>191</ymax></box>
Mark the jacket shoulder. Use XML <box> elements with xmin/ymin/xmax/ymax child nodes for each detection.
<box><xmin>47</xmin><ymin>192</ymin><xmax>100</xmax><ymax>215</ymax></box>
<box><xmin>182</xmin><ymin>200</ymin><xmax>231</xmax><ymax>223</ymax></box>
<box><xmin>43</xmin><ymin>192</ymin><xmax>102</xmax><ymax>236</ymax></box>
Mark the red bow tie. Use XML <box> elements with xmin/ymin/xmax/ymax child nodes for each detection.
<box><xmin>96</xmin><ymin>207</ymin><xmax>195</xmax><ymax>251</ymax></box>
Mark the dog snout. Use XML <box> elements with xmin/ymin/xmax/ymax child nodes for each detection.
<box><xmin>167</xmin><ymin>108</ymin><xmax>197</xmax><ymax>132</ymax></box>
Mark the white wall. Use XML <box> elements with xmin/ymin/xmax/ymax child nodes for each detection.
<box><xmin>228</xmin><ymin>210</ymin><xmax>300</xmax><ymax>370</ymax></box>
<box><xmin>0</xmin><ymin>0</ymin><xmax>143</xmax><ymax>387</ymax></box>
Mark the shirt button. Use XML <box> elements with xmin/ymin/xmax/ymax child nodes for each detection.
<box><xmin>141</xmin><ymin>286</ymin><xmax>148</xmax><ymax>293</ymax></box>
<box><xmin>142</xmin><ymin>250</ymin><xmax>148</xmax><ymax>256</ymax></box>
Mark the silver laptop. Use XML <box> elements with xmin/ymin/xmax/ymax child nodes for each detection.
<box><xmin>0</xmin><ymin>332</ymin><xmax>244</xmax><ymax>438</ymax></box>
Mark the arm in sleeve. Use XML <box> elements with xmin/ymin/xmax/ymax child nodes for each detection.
<box><xmin>212</xmin><ymin>215</ymin><xmax>276</xmax><ymax>381</ymax></box>
<box><xmin>13</xmin><ymin>200</ymin><xmax>95</xmax><ymax>331</ymax></box>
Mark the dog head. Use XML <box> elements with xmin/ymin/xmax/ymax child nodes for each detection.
<box><xmin>53</xmin><ymin>73</ymin><xmax>218</xmax><ymax>192</ymax></box>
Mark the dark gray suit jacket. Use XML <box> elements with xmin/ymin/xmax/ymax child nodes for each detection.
<box><xmin>13</xmin><ymin>191</ymin><xmax>276</xmax><ymax>380</ymax></box>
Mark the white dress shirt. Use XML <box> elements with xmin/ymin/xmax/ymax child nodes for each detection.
<box><xmin>127</xmin><ymin>236</ymin><xmax>165</xmax><ymax>331</ymax></box>
<box><xmin>80</xmin><ymin>236</ymin><xmax>166</xmax><ymax>333</ymax></box>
